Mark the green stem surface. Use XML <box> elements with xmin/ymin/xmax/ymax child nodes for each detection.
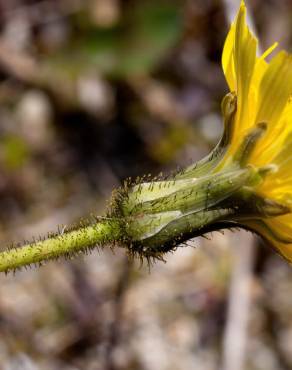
<box><xmin>0</xmin><ymin>220</ymin><xmax>121</xmax><ymax>273</ymax></box>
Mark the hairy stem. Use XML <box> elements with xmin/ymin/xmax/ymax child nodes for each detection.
<box><xmin>0</xmin><ymin>219</ymin><xmax>121</xmax><ymax>273</ymax></box>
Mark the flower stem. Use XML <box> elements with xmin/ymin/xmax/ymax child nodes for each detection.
<box><xmin>0</xmin><ymin>219</ymin><xmax>121</xmax><ymax>273</ymax></box>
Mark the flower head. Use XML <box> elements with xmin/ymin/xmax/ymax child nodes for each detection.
<box><xmin>111</xmin><ymin>0</ymin><xmax>292</xmax><ymax>264</ymax></box>
<box><xmin>219</xmin><ymin>1</ymin><xmax>292</xmax><ymax>261</ymax></box>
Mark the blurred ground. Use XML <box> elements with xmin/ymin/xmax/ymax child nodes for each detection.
<box><xmin>0</xmin><ymin>0</ymin><xmax>292</xmax><ymax>369</ymax></box>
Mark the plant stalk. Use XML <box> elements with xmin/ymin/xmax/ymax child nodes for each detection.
<box><xmin>0</xmin><ymin>219</ymin><xmax>121</xmax><ymax>273</ymax></box>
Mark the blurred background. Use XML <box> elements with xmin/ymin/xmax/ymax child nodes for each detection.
<box><xmin>0</xmin><ymin>0</ymin><xmax>292</xmax><ymax>369</ymax></box>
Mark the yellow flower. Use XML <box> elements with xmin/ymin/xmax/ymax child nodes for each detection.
<box><xmin>220</xmin><ymin>0</ymin><xmax>292</xmax><ymax>262</ymax></box>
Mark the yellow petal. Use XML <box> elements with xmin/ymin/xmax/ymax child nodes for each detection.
<box><xmin>245</xmin><ymin>216</ymin><xmax>292</xmax><ymax>263</ymax></box>
<box><xmin>273</xmin><ymin>242</ymin><xmax>292</xmax><ymax>263</ymax></box>
<box><xmin>222</xmin><ymin>1</ymin><xmax>257</xmax><ymax>103</ymax></box>
<box><xmin>222</xmin><ymin>19</ymin><xmax>236</xmax><ymax>91</ymax></box>
<box><xmin>220</xmin><ymin>1</ymin><xmax>258</xmax><ymax>166</ymax></box>
<box><xmin>250</xmin><ymin>52</ymin><xmax>292</xmax><ymax>166</ymax></box>
<box><xmin>249</xmin><ymin>42</ymin><xmax>279</xmax><ymax>115</ymax></box>
<box><xmin>265</xmin><ymin>216</ymin><xmax>292</xmax><ymax>242</ymax></box>
<box><xmin>233</xmin><ymin>3</ymin><xmax>257</xmax><ymax>115</ymax></box>
<box><xmin>256</xmin><ymin>51</ymin><xmax>292</xmax><ymax>126</ymax></box>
